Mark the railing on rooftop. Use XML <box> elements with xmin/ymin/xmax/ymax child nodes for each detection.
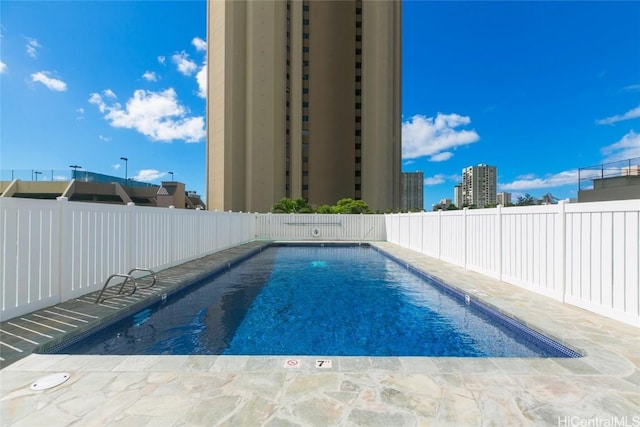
<box><xmin>578</xmin><ymin>157</ymin><xmax>640</xmax><ymax>191</ymax></box>
<box><xmin>0</xmin><ymin>169</ymin><xmax>158</xmax><ymax>188</ymax></box>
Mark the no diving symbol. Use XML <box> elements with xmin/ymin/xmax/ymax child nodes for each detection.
<box><xmin>284</xmin><ymin>359</ymin><xmax>300</xmax><ymax>368</ymax></box>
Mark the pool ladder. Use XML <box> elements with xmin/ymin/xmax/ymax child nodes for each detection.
<box><xmin>95</xmin><ymin>268</ymin><xmax>157</xmax><ymax>303</ymax></box>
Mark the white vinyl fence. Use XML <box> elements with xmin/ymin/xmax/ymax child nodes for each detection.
<box><xmin>2</xmin><ymin>197</ymin><xmax>638</xmax><ymax>327</ymax></box>
<box><xmin>386</xmin><ymin>200</ymin><xmax>640</xmax><ymax>327</ymax></box>
<box><xmin>255</xmin><ymin>213</ymin><xmax>386</xmax><ymax>241</ymax></box>
<box><xmin>0</xmin><ymin>198</ymin><xmax>255</xmax><ymax>320</ymax></box>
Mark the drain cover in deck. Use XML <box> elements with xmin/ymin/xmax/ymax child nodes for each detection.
<box><xmin>30</xmin><ymin>373</ymin><xmax>70</xmax><ymax>391</ymax></box>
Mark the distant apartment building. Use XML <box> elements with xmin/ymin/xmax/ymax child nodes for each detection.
<box><xmin>462</xmin><ymin>164</ymin><xmax>497</xmax><ymax>208</ymax></box>
<box><xmin>401</xmin><ymin>171</ymin><xmax>424</xmax><ymax>211</ymax></box>
<box><xmin>453</xmin><ymin>183</ymin><xmax>463</xmax><ymax>208</ymax></box>
<box><xmin>496</xmin><ymin>192</ymin><xmax>512</xmax><ymax>206</ymax></box>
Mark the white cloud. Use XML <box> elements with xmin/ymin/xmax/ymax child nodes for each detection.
<box><xmin>31</xmin><ymin>71</ymin><xmax>67</xmax><ymax>91</ymax></box>
<box><xmin>103</xmin><ymin>89</ymin><xmax>117</xmax><ymax>99</ymax></box>
<box><xmin>132</xmin><ymin>169</ymin><xmax>166</xmax><ymax>182</ymax></box>
<box><xmin>113</xmin><ymin>164</ymin><xmax>121</xmax><ymax>170</ymax></box>
<box><xmin>172</xmin><ymin>51</ymin><xmax>197</xmax><ymax>76</ymax></box>
<box><xmin>158</xmin><ymin>56</ymin><xmax>165</xmax><ymax>65</ymax></box>
<box><xmin>601</xmin><ymin>130</ymin><xmax>640</xmax><ymax>162</ymax></box>
<box><xmin>196</xmin><ymin>63</ymin><xmax>207</xmax><ymax>98</ymax></box>
<box><xmin>424</xmin><ymin>175</ymin><xmax>446</xmax><ymax>186</ymax></box>
<box><xmin>89</xmin><ymin>93</ymin><xmax>108</xmax><ymax>112</ymax></box>
<box><xmin>516</xmin><ymin>173</ymin><xmax>536</xmax><ymax>180</ymax></box>
<box><xmin>0</xmin><ymin>60</ymin><xmax>6</xmax><ymax>73</ymax></box>
<box><xmin>623</xmin><ymin>84</ymin><xmax>640</xmax><ymax>92</ymax></box>
<box><xmin>423</xmin><ymin>173</ymin><xmax>461</xmax><ymax>186</ymax></box>
<box><xmin>142</xmin><ymin>71</ymin><xmax>157</xmax><ymax>82</ymax></box>
<box><xmin>192</xmin><ymin>37</ymin><xmax>207</xmax><ymax>52</ymax></box>
<box><xmin>25</xmin><ymin>37</ymin><xmax>41</xmax><ymax>58</ymax></box>
<box><xmin>88</xmin><ymin>88</ymin><xmax>205</xmax><ymax>143</ymax></box>
<box><xmin>98</xmin><ymin>134</ymin><xmax>111</xmax><ymax>142</ymax></box>
<box><xmin>76</xmin><ymin>107</ymin><xmax>85</xmax><ymax>120</ymax></box>
<box><xmin>429</xmin><ymin>152</ymin><xmax>453</xmax><ymax>162</ymax></box>
<box><xmin>596</xmin><ymin>105</ymin><xmax>640</xmax><ymax>125</ymax></box>
<box><xmin>500</xmin><ymin>170</ymin><xmax>579</xmax><ymax>191</ymax></box>
<box><xmin>402</xmin><ymin>113</ymin><xmax>480</xmax><ymax>161</ymax></box>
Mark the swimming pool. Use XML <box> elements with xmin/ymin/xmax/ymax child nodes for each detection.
<box><xmin>50</xmin><ymin>245</ymin><xmax>580</xmax><ymax>357</ymax></box>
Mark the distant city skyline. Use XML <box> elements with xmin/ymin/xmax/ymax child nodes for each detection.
<box><xmin>1</xmin><ymin>1</ymin><xmax>639</xmax><ymax>209</ymax></box>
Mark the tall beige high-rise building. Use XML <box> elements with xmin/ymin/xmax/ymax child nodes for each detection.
<box><xmin>206</xmin><ymin>0</ymin><xmax>402</xmax><ymax>212</ymax></box>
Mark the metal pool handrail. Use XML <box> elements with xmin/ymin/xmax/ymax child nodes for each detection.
<box><xmin>95</xmin><ymin>273</ymin><xmax>137</xmax><ymax>303</ymax></box>
<box><xmin>128</xmin><ymin>268</ymin><xmax>157</xmax><ymax>290</ymax></box>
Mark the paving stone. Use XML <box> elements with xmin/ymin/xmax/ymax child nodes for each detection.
<box><xmin>380</xmin><ymin>387</ymin><xmax>439</xmax><ymax>417</ymax></box>
<box><xmin>345</xmin><ymin>408</ymin><xmax>412</xmax><ymax>427</ymax></box>
<box><xmin>284</xmin><ymin>373</ymin><xmax>340</xmax><ymax>399</ymax></box>
<box><xmin>185</xmin><ymin>395</ymin><xmax>241</xmax><ymax>426</ymax></box>
<box><xmin>220</xmin><ymin>395</ymin><xmax>278</xmax><ymax>426</ymax></box>
<box><xmin>291</xmin><ymin>397</ymin><xmax>346</xmax><ymax>426</ymax></box>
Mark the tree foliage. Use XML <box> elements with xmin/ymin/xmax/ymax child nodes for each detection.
<box><xmin>270</xmin><ymin>197</ymin><xmax>372</xmax><ymax>214</ymax></box>
<box><xmin>271</xmin><ymin>198</ymin><xmax>313</xmax><ymax>213</ymax></box>
<box><xmin>333</xmin><ymin>198</ymin><xmax>371</xmax><ymax>214</ymax></box>
<box><xmin>516</xmin><ymin>193</ymin><xmax>535</xmax><ymax>206</ymax></box>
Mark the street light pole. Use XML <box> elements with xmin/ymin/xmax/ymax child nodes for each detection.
<box><xmin>34</xmin><ymin>171</ymin><xmax>42</xmax><ymax>181</ymax></box>
<box><xmin>168</xmin><ymin>171</ymin><xmax>174</xmax><ymax>181</ymax></box>
<box><xmin>120</xmin><ymin>157</ymin><xmax>128</xmax><ymax>184</ymax></box>
<box><xmin>70</xmin><ymin>165</ymin><xmax>82</xmax><ymax>180</ymax></box>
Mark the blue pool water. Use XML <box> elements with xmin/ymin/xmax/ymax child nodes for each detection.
<box><xmin>52</xmin><ymin>245</ymin><xmax>579</xmax><ymax>357</ymax></box>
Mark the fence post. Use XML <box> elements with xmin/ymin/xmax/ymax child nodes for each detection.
<box><xmin>463</xmin><ymin>207</ymin><xmax>468</xmax><ymax>269</ymax></box>
<box><xmin>126</xmin><ymin>202</ymin><xmax>135</xmax><ymax>271</ymax></box>
<box><xmin>56</xmin><ymin>197</ymin><xmax>68</xmax><ymax>304</ymax></box>
<box><xmin>558</xmin><ymin>200</ymin><xmax>567</xmax><ymax>302</ymax></box>
<box><xmin>420</xmin><ymin>211</ymin><xmax>424</xmax><ymax>254</ymax></box>
<box><xmin>437</xmin><ymin>209</ymin><xmax>442</xmax><ymax>259</ymax></box>
<box><xmin>497</xmin><ymin>204</ymin><xmax>503</xmax><ymax>281</ymax></box>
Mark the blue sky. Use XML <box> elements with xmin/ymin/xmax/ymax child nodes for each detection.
<box><xmin>1</xmin><ymin>1</ymin><xmax>639</xmax><ymax>208</ymax></box>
